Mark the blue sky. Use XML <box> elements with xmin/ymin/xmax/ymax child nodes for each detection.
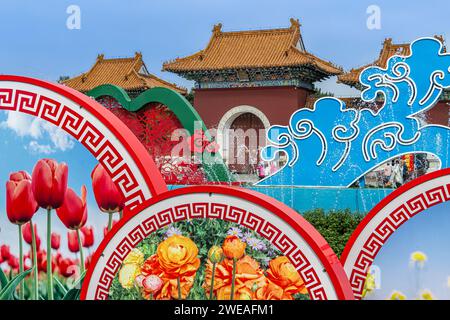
<box><xmin>367</xmin><ymin>201</ymin><xmax>450</xmax><ymax>300</ymax></box>
<box><xmin>0</xmin><ymin>111</ymin><xmax>110</xmax><ymax>258</ymax></box>
<box><xmin>0</xmin><ymin>0</ymin><xmax>449</xmax><ymax>95</ymax></box>
<box><xmin>0</xmin><ymin>0</ymin><xmax>449</xmax><ymax>279</ymax></box>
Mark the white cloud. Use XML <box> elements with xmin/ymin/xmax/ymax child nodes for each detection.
<box><xmin>27</xmin><ymin>141</ymin><xmax>55</xmax><ymax>154</ymax></box>
<box><xmin>1</xmin><ymin>111</ymin><xmax>75</xmax><ymax>154</ymax></box>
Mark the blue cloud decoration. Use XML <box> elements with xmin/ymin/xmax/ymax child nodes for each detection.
<box><xmin>259</xmin><ymin>38</ymin><xmax>450</xmax><ymax>187</ymax></box>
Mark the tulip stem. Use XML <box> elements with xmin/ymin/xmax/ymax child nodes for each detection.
<box><xmin>30</xmin><ymin>220</ymin><xmax>39</xmax><ymax>300</ymax></box>
<box><xmin>18</xmin><ymin>225</ymin><xmax>24</xmax><ymax>300</ymax></box>
<box><xmin>177</xmin><ymin>276</ymin><xmax>182</xmax><ymax>300</ymax></box>
<box><xmin>119</xmin><ymin>210</ymin><xmax>123</xmax><ymax>220</ymax></box>
<box><xmin>46</xmin><ymin>208</ymin><xmax>54</xmax><ymax>300</ymax></box>
<box><xmin>209</xmin><ymin>262</ymin><xmax>216</xmax><ymax>300</ymax></box>
<box><xmin>230</xmin><ymin>258</ymin><xmax>237</xmax><ymax>300</ymax></box>
<box><xmin>76</xmin><ymin>229</ymin><xmax>85</xmax><ymax>274</ymax></box>
<box><xmin>107</xmin><ymin>213</ymin><xmax>113</xmax><ymax>231</ymax></box>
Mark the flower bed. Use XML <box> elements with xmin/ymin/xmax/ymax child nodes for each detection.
<box><xmin>110</xmin><ymin>219</ymin><xmax>310</xmax><ymax>300</ymax></box>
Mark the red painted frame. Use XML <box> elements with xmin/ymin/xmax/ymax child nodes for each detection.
<box><xmin>340</xmin><ymin>168</ymin><xmax>450</xmax><ymax>298</ymax></box>
<box><xmin>341</xmin><ymin>167</ymin><xmax>450</xmax><ymax>264</ymax></box>
<box><xmin>0</xmin><ymin>75</ymin><xmax>168</xmax><ymax>198</ymax></box>
<box><xmin>80</xmin><ymin>185</ymin><xmax>355</xmax><ymax>300</ymax></box>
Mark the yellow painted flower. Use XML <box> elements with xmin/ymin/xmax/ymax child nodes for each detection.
<box><xmin>208</xmin><ymin>245</ymin><xmax>224</xmax><ymax>264</ymax></box>
<box><xmin>410</xmin><ymin>251</ymin><xmax>427</xmax><ymax>267</ymax></box>
<box><xmin>119</xmin><ymin>263</ymin><xmax>142</xmax><ymax>289</ymax></box>
<box><xmin>388</xmin><ymin>290</ymin><xmax>406</xmax><ymax>300</ymax></box>
<box><xmin>362</xmin><ymin>272</ymin><xmax>376</xmax><ymax>298</ymax></box>
<box><xmin>420</xmin><ymin>290</ymin><xmax>434</xmax><ymax>300</ymax></box>
<box><xmin>123</xmin><ymin>248</ymin><xmax>144</xmax><ymax>265</ymax></box>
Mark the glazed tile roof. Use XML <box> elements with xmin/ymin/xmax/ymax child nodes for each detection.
<box><xmin>63</xmin><ymin>52</ymin><xmax>186</xmax><ymax>94</ymax></box>
<box><xmin>338</xmin><ymin>36</ymin><xmax>446</xmax><ymax>88</ymax></box>
<box><xmin>163</xmin><ymin>19</ymin><xmax>342</xmax><ymax>75</ymax></box>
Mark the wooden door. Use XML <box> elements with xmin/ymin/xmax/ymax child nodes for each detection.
<box><xmin>228</xmin><ymin>113</ymin><xmax>265</xmax><ymax>174</ymax></box>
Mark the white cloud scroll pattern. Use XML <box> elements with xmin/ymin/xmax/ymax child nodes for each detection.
<box><xmin>259</xmin><ymin>38</ymin><xmax>450</xmax><ymax>188</ymax></box>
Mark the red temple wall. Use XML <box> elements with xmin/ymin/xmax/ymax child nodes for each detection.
<box><xmin>425</xmin><ymin>101</ymin><xmax>450</xmax><ymax>126</ymax></box>
<box><xmin>193</xmin><ymin>86</ymin><xmax>311</xmax><ymax>128</ymax></box>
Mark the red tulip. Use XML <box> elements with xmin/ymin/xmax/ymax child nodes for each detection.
<box><xmin>103</xmin><ymin>220</ymin><xmax>119</xmax><ymax>236</ymax></box>
<box><xmin>22</xmin><ymin>222</ymin><xmax>41</xmax><ymax>250</ymax></box>
<box><xmin>37</xmin><ymin>251</ymin><xmax>46</xmax><ymax>273</ymax></box>
<box><xmin>91</xmin><ymin>164</ymin><xmax>125</xmax><ymax>213</ymax></box>
<box><xmin>51</xmin><ymin>233</ymin><xmax>61</xmax><ymax>250</ymax></box>
<box><xmin>8</xmin><ymin>255</ymin><xmax>19</xmax><ymax>270</ymax></box>
<box><xmin>31</xmin><ymin>159</ymin><xmax>68</xmax><ymax>209</ymax></box>
<box><xmin>84</xmin><ymin>255</ymin><xmax>92</xmax><ymax>270</ymax></box>
<box><xmin>67</xmin><ymin>231</ymin><xmax>80</xmax><ymax>253</ymax></box>
<box><xmin>6</xmin><ymin>171</ymin><xmax>39</xmax><ymax>224</ymax></box>
<box><xmin>37</xmin><ymin>251</ymin><xmax>56</xmax><ymax>273</ymax></box>
<box><xmin>58</xmin><ymin>258</ymin><xmax>75</xmax><ymax>278</ymax></box>
<box><xmin>0</xmin><ymin>245</ymin><xmax>11</xmax><ymax>261</ymax></box>
<box><xmin>56</xmin><ymin>186</ymin><xmax>88</xmax><ymax>230</ymax></box>
<box><xmin>81</xmin><ymin>226</ymin><xmax>94</xmax><ymax>248</ymax></box>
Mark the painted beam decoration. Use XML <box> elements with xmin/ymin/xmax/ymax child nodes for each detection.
<box><xmin>259</xmin><ymin>38</ymin><xmax>450</xmax><ymax>187</ymax></box>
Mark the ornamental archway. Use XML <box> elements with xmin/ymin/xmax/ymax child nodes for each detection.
<box><xmin>81</xmin><ymin>186</ymin><xmax>354</xmax><ymax>300</ymax></box>
<box><xmin>341</xmin><ymin>168</ymin><xmax>450</xmax><ymax>299</ymax></box>
<box><xmin>217</xmin><ymin>105</ymin><xmax>270</xmax><ymax>174</ymax></box>
<box><xmin>0</xmin><ymin>75</ymin><xmax>167</xmax><ymax>209</ymax></box>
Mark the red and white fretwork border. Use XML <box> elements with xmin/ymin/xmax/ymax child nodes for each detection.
<box><xmin>341</xmin><ymin>169</ymin><xmax>450</xmax><ymax>299</ymax></box>
<box><xmin>81</xmin><ymin>186</ymin><xmax>355</xmax><ymax>300</ymax></box>
<box><xmin>0</xmin><ymin>76</ymin><xmax>167</xmax><ymax>209</ymax></box>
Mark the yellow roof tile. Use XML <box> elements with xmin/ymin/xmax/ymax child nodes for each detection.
<box><xmin>63</xmin><ymin>53</ymin><xmax>186</xmax><ymax>94</ymax></box>
<box><xmin>163</xmin><ymin>19</ymin><xmax>341</xmax><ymax>75</ymax></box>
<box><xmin>338</xmin><ymin>36</ymin><xmax>446</xmax><ymax>88</ymax></box>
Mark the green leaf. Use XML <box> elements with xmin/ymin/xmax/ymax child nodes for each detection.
<box><xmin>53</xmin><ymin>276</ymin><xmax>68</xmax><ymax>296</ymax></box>
<box><xmin>0</xmin><ymin>268</ymin><xmax>8</xmax><ymax>289</ymax></box>
<box><xmin>0</xmin><ymin>268</ymin><xmax>33</xmax><ymax>300</ymax></box>
<box><xmin>63</xmin><ymin>288</ymin><xmax>80</xmax><ymax>300</ymax></box>
<box><xmin>62</xmin><ymin>271</ymin><xmax>86</xmax><ymax>300</ymax></box>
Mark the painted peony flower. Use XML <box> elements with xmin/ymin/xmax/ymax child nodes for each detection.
<box><xmin>143</xmin><ymin>275</ymin><xmax>163</xmax><ymax>293</ymax></box>
<box><xmin>204</xmin><ymin>255</ymin><xmax>267</xmax><ymax>300</ymax></box>
<box><xmin>222</xmin><ymin>235</ymin><xmax>246</xmax><ymax>260</ymax></box>
<box><xmin>157</xmin><ymin>235</ymin><xmax>200</xmax><ymax>278</ymax></box>
<box><xmin>123</xmin><ymin>248</ymin><xmax>144</xmax><ymax>265</ymax></box>
<box><xmin>260</xmin><ymin>256</ymin><xmax>307</xmax><ymax>300</ymax></box>
<box><xmin>119</xmin><ymin>263</ymin><xmax>142</xmax><ymax>289</ymax></box>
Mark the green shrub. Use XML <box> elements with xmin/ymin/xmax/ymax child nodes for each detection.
<box><xmin>303</xmin><ymin>209</ymin><xmax>365</xmax><ymax>257</ymax></box>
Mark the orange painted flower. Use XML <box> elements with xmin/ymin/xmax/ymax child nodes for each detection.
<box><xmin>222</xmin><ymin>235</ymin><xmax>246</xmax><ymax>260</ymax></box>
<box><xmin>157</xmin><ymin>235</ymin><xmax>200</xmax><ymax>278</ymax></box>
<box><xmin>260</xmin><ymin>256</ymin><xmax>307</xmax><ymax>299</ymax></box>
<box><xmin>158</xmin><ymin>275</ymin><xmax>195</xmax><ymax>300</ymax></box>
<box><xmin>204</xmin><ymin>255</ymin><xmax>267</xmax><ymax>300</ymax></box>
<box><xmin>141</xmin><ymin>254</ymin><xmax>163</xmax><ymax>277</ymax></box>
<box><xmin>140</xmin><ymin>253</ymin><xmax>196</xmax><ymax>300</ymax></box>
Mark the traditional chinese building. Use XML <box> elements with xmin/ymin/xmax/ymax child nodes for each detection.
<box><xmin>63</xmin><ymin>52</ymin><xmax>186</xmax><ymax>97</ymax></box>
<box><xmin>338</xmin><ymin>37</ymin><xmax>449</xmax><ymax>126</ymax></box>
<box><xmin>62</xmin><ymin>53</ymin><xmax>213</xmax><ymax>185</ymax></box>
<box><xmin>163</xmin><ymin>18</ymin><xmax>342</xmax><ymax>174</ymax></box>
